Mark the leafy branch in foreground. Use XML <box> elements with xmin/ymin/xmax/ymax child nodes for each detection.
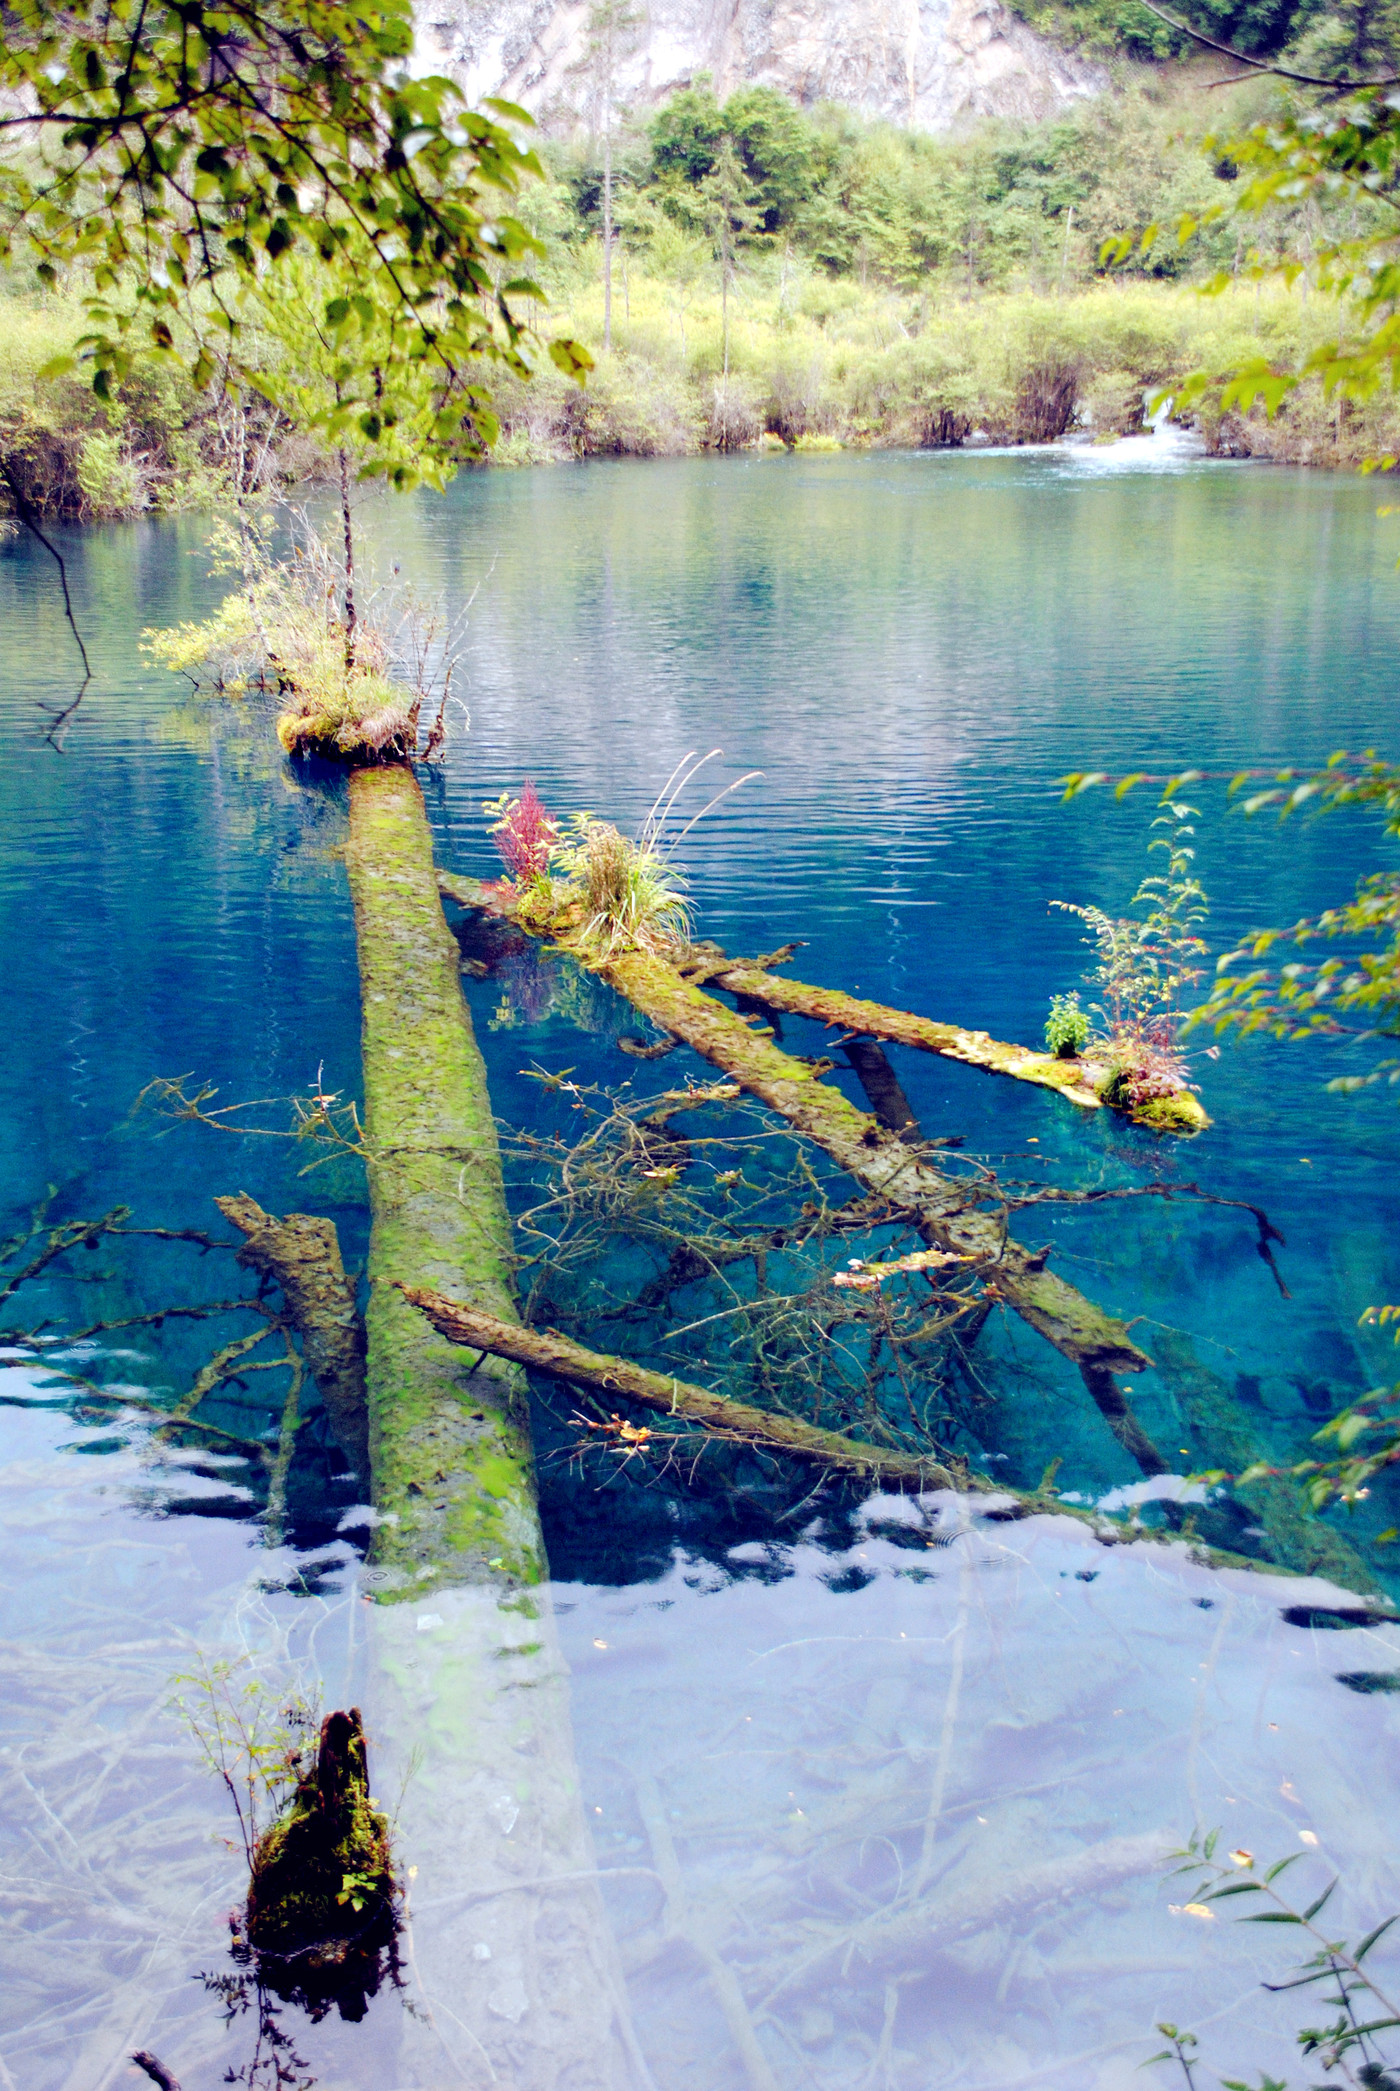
<box><xmin>173</xmin><ymin>1656</ymin><xmax>321</xmax><ymax>1869</ymax></box>
<box><xmin>1152</xmin><ymin>1829</ymin><xmax>1400</xmax><ymax>2091</ymax></box>
<box><xmin>1095</xmin><ymin>0</ymin><xmax>1400</xmax><ymax>447</ymax></box>
<box><xmin>1232</xmin><ymin>1363</ymin><xmax>1400</xmax><ymax>1513</ymax></box>
<box><xmin>1061</xmin><ymin>760</ymin><xmax>1400</xmax><ymax>1082</ymax></box>
<box><xmin>0</xmin><ymin>0</ymin><xmax>589</xmax><ymax>462</ymax></box>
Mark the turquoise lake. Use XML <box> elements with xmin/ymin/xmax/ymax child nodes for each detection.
<box><xmin>3</xmin><ymin>436</ymin><xmax>1400</xmax><ymax>2090</ymax></box>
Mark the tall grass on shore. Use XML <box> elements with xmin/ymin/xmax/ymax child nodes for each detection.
<box><xmin>0</xmin><ymin>270</ymin><xmax>1391</xmax><ymax>524</ymax></box>
<box><xmin>496</xmin><ymin>265</ymin><xmax>1400</xmax><ymax>469</ymax></box>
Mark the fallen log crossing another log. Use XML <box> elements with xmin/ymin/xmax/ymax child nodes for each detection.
<box><xmin>399</xmin><ymin>1286</ymin><xmax>1379</xmax><ymax>1590</ymax></box>
<box><xmin>438</xmin><ymin>871</ymin><xmax>1169</xmax><ymax>1477</ymax></box>
<box><xmin>699</xmin><ymin>957</ymin><xmax>1209</xmax><ymax>1133</ymax></box>
<box><xmin>399</xmin><ymin>1287</ymin><xmax>960</xmax><ymax>1487</ymax></box>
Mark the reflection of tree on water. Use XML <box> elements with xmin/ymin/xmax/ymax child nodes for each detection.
<box><xmin>201</xmin><ymin>1924</ymin><xmax>404</xmax><ymax>2091</ymax></box>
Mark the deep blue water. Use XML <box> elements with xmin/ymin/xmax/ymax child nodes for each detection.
<box><xmin>4</xmin><ymin>436</ymin><xmax>1400</xmax><ymax>2091</ymax></box>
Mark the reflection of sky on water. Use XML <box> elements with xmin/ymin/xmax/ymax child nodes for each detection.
<box><xmin>7</xmin><ymin>1384</ymin><xmax>1400</xmax><ymax>2091</ymax></box>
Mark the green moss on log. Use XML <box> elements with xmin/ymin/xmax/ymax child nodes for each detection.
<box><xmin>246</xmin><ymin>1708</ymin><xmax>393</xmax><ymax>1960</ymax></box>
<box><xmin>712</xmin><ymin>965</ymin><xmax>1107</xmax><ymax>1110</ymax></box>
<box><xmin>345</xmin><ymin>765</ymin><xmax>542</xmax><ymax>1597</ymax></box>
<box><xmin>399</xmin><ymin>1287</ymin><xmax>960</xmax><ymax>1486</ymax></box>
<box><xmin>1114</xmin><ymin>1086</ymin><xmax>1211</xmax><ymax>1134</ymax></box>
<box><xmin>710</xmin><ymin>965</ymin><xmax>1210</xmax><ymax>1134</ymax></box>
<box><xmin>438</xmin><ymin>871</ymin><xmax>1168</xmax><ymax>1475</ymax></box>
<box><xmin>601</xmin><ymin>947</ymin><xmax>1152</xmax><ymax>1373</ymax></box>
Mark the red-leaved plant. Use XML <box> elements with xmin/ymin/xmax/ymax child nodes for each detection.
<box><xmin>484</xmin><ymin>781</ymin><xmax>558</xmax><ymax>886</ymax></box>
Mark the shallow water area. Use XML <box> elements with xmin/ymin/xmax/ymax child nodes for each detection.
<box><xmin>3</xmin><ymin>440</ymin><xmax>1400</xmax><ymax>2087</ymax></box>
<box><xmin>8</xmin><ymin>1380</ymin><xmax>1400</xmax><ymax>2091</ymax></box>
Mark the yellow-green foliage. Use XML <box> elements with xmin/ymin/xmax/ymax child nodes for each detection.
<box><xmin>497</xmin><ymin>268</ymin><xmax>1400</xmax><ymax>466</ymax></box>
<box><xmin>0</xmin><ymin>287</ymin><xmax>226</xmax><ymax>516</ymax></box>
<box><xmin>550</xmin><ymin>816</ymin><xmax>691</xmax><ymax>958</ymax></box>
<box><xmin>142</xmin><ymin>524</ymin><xmax>416</xmax><ymax>757</ymax></box>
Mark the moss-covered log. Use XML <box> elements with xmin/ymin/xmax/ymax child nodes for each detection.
<box><xmin>215</xmin><ymin>1193</ymin><xmax>368</xmax><ymax>1476</ymax></box>
<box><xmin>439</xmin><ymin>871</ymin><xmax>1167</xmax><ymax>1476</ymax></box>
<box><xmin>708</xmin><ymin>961</ymin><xmax>1211</xmax><ymax>1133</ymax></box>
<box><xmin>401</xmin><ymin>1285</ymin><xmax>1362</xmax><ymax>1592</ymax></box>
<box><xmin>713</xmin><ymin>964</ymin><xmax>1105</xmax><ymax>1109</ymax></box>
<box><xmin>400</xmin><ymin>1287</ymin><xmax>959</xmax><ymax>1486</ymax></box>
<box><xmin>591</xmin><ymin>956</ymin><xmax>1153</xmax><ymax>1383</ymax></box>
<box><xmin>345</xmin><ymin>764</ymin><xmax>542</xmax><ymax>1594</ymax></box>
<box><xmin>344</xmin><ymin>768</ymin><xmax>641</xmax><ymax>2088</ymax></box>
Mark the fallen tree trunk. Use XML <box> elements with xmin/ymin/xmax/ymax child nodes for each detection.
<box><xmin>439</xmin><ymin>872</ymin><xmax>1166</xmax><ymax>1475</ymax></box>
<box><xmin>399</xmin><ymin>1285</ymin><xmax>1350</xmax><ymax>1587</ymax></box>
<box><xmin>215</xmin><ymin>1193</ymin><xmax>369</xmax><ymax>1476</ymax></box>
<box><xmin>711</xmin><ymin>964</ymin><xmax>1104</xmax><ymax>1110</ymax></box>
<box><xmin>346</xmin><ymin>765</ymin><xmax>542</xmax><ymax>1593</ymax></box>
<box><xmin>762</xmin><ymin>1828</ymin><xmax>1170</xmax><ymax>1992</ymax></box>
<box><xmin>703</xmin><ymin>961</ymin><xmax>1210</xmax><ymax>1133</ymax></box>
<box><xmin>344</xmin><ymin>765</ymin><xmax>641</xmax><ymax>2090</ymax></box>
<box><xmin>399</xmin><ymin>1288</ymin><xmax>959</xmax><ymax>1487</ymax></box>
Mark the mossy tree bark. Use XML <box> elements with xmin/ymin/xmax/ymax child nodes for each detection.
<box><xmin>589</xmin><ymin>948</ymin><xmax>1172</xmax><ymax>1474</ymax></box>
<box><xmin>400</xmin><ymin>1287</ymin><xmax>960</xmax><ymax>1486</ymax></box>
<box><xmin>343</xmin><ymin>765</ymin><xmax>640</xmax><ymax>2088</ymax></box>
<box><xmin>345</xmin><ymin>763</ymin><xmax>542</xmax><ymax>1594</ymax></box>
<box><xmin>441</xmin><ymin>872</ymin><xmax>1166</xmax><ymax>1477</ymax></box>
<box><xmin>706</xmin><ymin>962</ymin><xmax>1210</xmax><ymax>1132</ymax></box>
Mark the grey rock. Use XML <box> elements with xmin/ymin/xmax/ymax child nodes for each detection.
<box><xmin>421</xmin><ymin>0</ymin><xmax>1107</xmax><ymax>135</ymax></box>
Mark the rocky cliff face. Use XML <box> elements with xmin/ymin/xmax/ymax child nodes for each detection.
<box><xmin>421</xmin><ymin>0</ymin><xmax>1107</xmax><ymax>136</ymax></box>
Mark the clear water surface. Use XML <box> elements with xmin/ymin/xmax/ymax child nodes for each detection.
<box><xmin>3</xmin><ymin>433</ymin><xmax>1400</xmax><ymax>2091</ymax></box>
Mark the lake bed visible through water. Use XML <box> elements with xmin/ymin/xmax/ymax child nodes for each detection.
<box><xmin>2</xmin><ymin>438</ymin><xmax>1399</xmax><ymax>2090</ymax></box>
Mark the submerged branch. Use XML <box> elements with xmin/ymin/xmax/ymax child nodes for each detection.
<box><xmin>399</xmin><ymin>1286</ymin><xmax>960</xmax><ymax>1486</ymax></box>
<box><xmin>441</xmin><ymin>871</ymin><xmax>1168</xmax><ymax>1474</ymax></box>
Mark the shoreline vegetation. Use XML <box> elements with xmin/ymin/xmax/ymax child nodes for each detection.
<box><xmin>5</xmin><ymin>66</ymin><xmax>1399</xmax><ymax>524</ymax></box>
<box><xmin>4</xmin><ymin>271</ymin><xmax>1386</xmax><ymax>523</ymax></box>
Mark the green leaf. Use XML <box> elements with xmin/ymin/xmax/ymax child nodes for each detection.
<box><xmin>1242</xmin><ymin>1910</ymin><xmax>1304</xmax><ymax>1924</ymax></box>
<box><xmin>482</xmin><ymin>96</ymin><xmax>536</xmax><ymax>125</ymax></box>
<box><xmin>1354</xmin><ymin>1914</ymin><xmax>1399</xmax><ymax>1961</ymax></box>
<box><xmin>1302</xmin><ymin>1881</ymin><xmax>1337</xmax><ymax>1921</ymax></box>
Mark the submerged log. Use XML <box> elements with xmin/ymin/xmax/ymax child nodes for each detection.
<box><xmin>438</xmin><ymin>872</ymin><xmax>1166</xmax><ymax>1477</ymax></box>
<box><xmin>399</xmin><ymin>1288</ymin><xmax>959</xmax><ymax>1487</ymax></box>
<box><xmin>215</xmin><ymin>1193</ymin><xmax>368</xmax><ymax>1476</ymax></box>
<box><xmin>1151</xmin><ymin>1326</ymin><xmax>1376</xmax><ymax>1592</ymax></box>
<box><xmin>765</xmin><ymin>1827</ymin><xmax>1170</xmax><ymax>1991</ymax></box>
<box><xmin>344</xmin><ymin>765</ymin><xmax>641</xmax><ymax>2090</ymax></box>
<box><xmin>345</xmin><ymin>764</ymin><xmax>541</xmax><ymax>1592</ymax></box>
<box><xmin>842</xmin><ymin>1039</ymin><xmax>923</xmax><ymax>1141</ymax></box>
<box><xmin>706</xmin><ymin>961</ymin><xmax>1211</xmax><ymax>1134</ymax></box>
